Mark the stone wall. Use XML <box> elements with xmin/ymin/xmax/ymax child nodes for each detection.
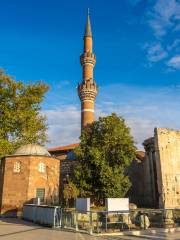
<box><xmin>128</xmin><ymin>158</ymin><xmax>144</xmax><ymax>206</ymax></box>
<box><xmin>59</xmin><ymin>160</ymin><xmax>77</xmax><ymax>203</ymax></box>
<box><xmin>143</xmin><ymin>128</ymin><xmax>180</xmax><ymax>209</ymax></box>
<box><xmin>143</xmin><ymin>137</ymin><xmax>159</xmax><ymax>208</ymax></box>
<box><xmin>128</xmin><ymin>153</ymin><xmax>157</xmax><ymax>208</ymax></box>
<box><xmin>27</xmin><ymin>156</ymin><xmax>60</xmax><ymax>205</ymax></box>
<box><xmin>0</xmin><ymin>155</ymin><xmax>60</xmax><ymax>216</ymax></box>
<box><xmin>155</xmin><ymin>128</ymin><xmax>180</xmax><ymax>208</ymax></box>
<box><xmin>0</xmin><ymin>156</ymin><xmax>30</xmax><ymax>216</ymax></box>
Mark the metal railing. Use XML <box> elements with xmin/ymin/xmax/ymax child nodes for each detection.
<box><xmin>60</xmin><ymin>208</ymin><xmax>180</xmax><ymax>234</ymax></box>
<box><xmin>23</xmin><ymin>204</ymin><xmax>62</xmax><ymax>227</ymax></box>
<box><xmin>23</xmin><ymin>205</ymin><xmax>180</xmax><ymax>234</ymax></box>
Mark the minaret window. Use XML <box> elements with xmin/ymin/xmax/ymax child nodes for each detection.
<box><xmin>13</xmin><ymin>161</ymin><xmax>21</xmax><ymax>173</ymax></box>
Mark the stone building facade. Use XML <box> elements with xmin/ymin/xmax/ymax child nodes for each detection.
<box><xmin>49</xmin><ymin>143</ymin><xmax>78</xmax><ymax>203</ymax></box>
<box><xmin>0</xmin><ymin>11</ymin><xmax>180</xmax><ymax>215</ymax></box>
<box><xmin>143</xmin><ymin>128</ymin><xmax>180</xmax><ymax>209</ymax></box>
<box><xmin>0</xmin><ymin>145</ymin><xmax>60</xmax><ymax>216</ymax></box>
<box><xmin>54</xmin><ymin>10</ymin><xmax>180</xmax><ymax>211</ymax></box>
<box><xmin>129</xmin><ymin>128</ymin><xmax>180</xmax><ymax>209</ymax></box>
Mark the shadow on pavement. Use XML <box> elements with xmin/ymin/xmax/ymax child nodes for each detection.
<box><xmin>0</xmin><ymin>217</ymin><xmax>40</xmax><ymax>227</ymax></box>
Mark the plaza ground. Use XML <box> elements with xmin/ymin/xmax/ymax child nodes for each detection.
<box><xmin>0</xmin><ymin>218</ymin><xmax>179</xmax><ymax>240</ymax></box>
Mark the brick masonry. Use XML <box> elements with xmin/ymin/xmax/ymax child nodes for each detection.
<box><xmin>0</xmin><ymin>155</ymin><xmax>60</xmax><ymax>216</ymax></box>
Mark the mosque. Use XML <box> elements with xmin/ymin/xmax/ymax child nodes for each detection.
<box><xmin>0</xmin><ymin>12</ymin><xmax>179</xmax><ymax>216</ymax></box>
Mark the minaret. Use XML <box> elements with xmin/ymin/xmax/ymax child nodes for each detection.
<box><xmin>78</xmin><ymin>10</ymin><xmax>98</xmax><ymax>130</ymax></box>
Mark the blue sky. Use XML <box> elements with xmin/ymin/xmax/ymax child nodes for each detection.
<box><xmin>0</xmin><ymin>0</ymin><xmax>180</xmax><ymax>149</ymax></box>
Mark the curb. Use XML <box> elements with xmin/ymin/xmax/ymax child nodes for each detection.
<box><xmin>93</xmin><ymin>227</ymin><xmax>180</xmax><ymax>236</ymax></box>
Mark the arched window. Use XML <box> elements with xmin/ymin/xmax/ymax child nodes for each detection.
<box><xmin>13</xmin><ymin>161</ymin><xmax>21</xmax><ymax>173</ymax></box>
<box><xmin>38</xmin><ymin>162</ymin><xmax>46</xmax><ymax>173</ymax></box>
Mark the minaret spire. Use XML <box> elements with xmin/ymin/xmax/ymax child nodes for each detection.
<box><xmin>84</xmin><ymin>8</ymin><xmax>92</xmax><ymax>37</ymax></box>
<box><xmin>78</xmin><ymin>10</ymin><xmax>98</xmax><ymax>131</ymax></box>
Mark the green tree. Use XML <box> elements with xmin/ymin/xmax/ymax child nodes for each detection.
<box><xmin>63</xmin><ymin>180</ymin><xmax>79</xmax><ymax>207</ymax></box>
<box><xmin>73</xmin><ymin>113</ymin><xmax>136</xmax><ymax>204</ymax></box>
<box><xmin>0</xmin><ymin>69</ymin><xmax>49</xmax><ymax>158</ymax></box>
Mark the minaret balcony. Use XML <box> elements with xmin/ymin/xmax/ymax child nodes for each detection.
<box><xmin>78</xmin><ymin>82</ymin><xmax>98</xmax><ymax>101</ymax></box>
<box><xmin>80</xmin><ymin>53</ymin><xmax>96</xmax><ymax>66</ymax></box>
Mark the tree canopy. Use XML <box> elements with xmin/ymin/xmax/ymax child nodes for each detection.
<box><xmin>63</xmin><ymin>180</ymin><xmax>79</xmax><ymax>207</ymax></box>
<box><xmin>73</xmin><ymin>113</ymin><xmax>136</xmax><ymax>204</ymax></box>
<box><xmin>0</xmin><ymin>69</ymin><xmax>49</xmax><ymax>158</ymax></box>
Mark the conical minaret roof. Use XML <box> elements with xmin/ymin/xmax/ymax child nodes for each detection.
<box><xmin>84</xmin><ymin>9</ymin><xmax>92</xmax><ymax>37</ymax></box>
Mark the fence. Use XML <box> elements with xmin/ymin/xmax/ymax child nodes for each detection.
<box><xmin>61</xmin><ymin>208</ymin><xmax>180</xmax><ymax>234</ymax></box>
<box><xmin>23</xmin><ymin>205</ymin><xmax>180</xmax><ymax>234</ymax></box>
<box><xmin>23</xmin><ymin>204</ymin><xmax>62</xmax><ymax>227</ymax></box>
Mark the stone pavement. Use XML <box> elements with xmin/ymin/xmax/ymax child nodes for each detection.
<box><xmin>0</xmin><ymin>218</ymin><xmax>92</xmax><ymax>240</ymax></box>
<box><xmin>0</xmin><ymin>218</ymin><xmax>179</xmax><ymax>240</ymax></box>
<box><xmin>98</xmin><ymin>232</ymin><xmax>180</xmax><ymax>240</ymax></box>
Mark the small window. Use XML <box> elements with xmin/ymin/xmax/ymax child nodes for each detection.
<box><xmin>36</xmin><ymin>188</ymin><xmax>45</xmax><ymax>202</ymax></box>
<box><xmin>13</xmin><ymin>161</ymin><xmax>21</xmax><ymax>173</ymax></box>
<box><xmin>38</xmin><ymin>162</ymin><xmax>46</xmax><ymax>173</ymax></box>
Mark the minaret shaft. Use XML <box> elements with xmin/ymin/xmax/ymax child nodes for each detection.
<box><xmin>84</xmin><ymin>36</ymin><xmax>92</xmax><ymax>52</ymax></box>
<box><xmin>83</xmin><ymin>64</ymin><xmax>94</xmax><ymax>80</ymax></box>
<box><xmin>81</xmin><ymin>100</ymin><xmax>95</xmax><ymax>128</ymax></box>
<box><xmin>78</xmin><ymin>11</ymin><xmax>98</xmax><ymax>131</ymax></box>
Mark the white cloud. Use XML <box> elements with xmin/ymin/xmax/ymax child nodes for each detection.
<box><xmin>167</xmin><ymin>39</ymin><xmax>180</xmax><ymax>51</ymax></box>
<box><xmin>144</xmin><ymin>0</ymin><xmax>180</xmax><ymax>69</ymax></box>
<box><xmin>148</xmin><ymin>19</ymin><xmax>166</xmax><ymax>37</ymax></box>
<box><xmin>167</xmin><ymin>55</ymin><xmax>180</xmax><ymax>69</ymax></box>
<box><xmin>44</xmin><ymin>84</ymin><xmax>180</xmax><ymax>151</ymax></box>
<box><xmin>126</xmin><ymin>117</ymin><xmax>158</xmax><ymax>150</ymax></box>
<box><xmin>148</xmin><ymin>0</ymin><xmax>180</xmax><ymax>37</ymax></box>
<box><xmin>144</xmin><ymin>43</ymin><xmax>168</xmax><ymax>63</ymax></box>
<box><xmin>45</xmin><ymin>104</ymin><xmax>157</xmax><ymax>151</ymax></box>
<box><xmin>44</xmin><ymin>105</ymin><xmax>80</xmax><ymax>147</ymax></box>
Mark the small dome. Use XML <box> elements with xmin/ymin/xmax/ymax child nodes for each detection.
<box><xmin>14</xmin><ymin>144</ymin><xmax>51</xmax><ymax>156</ymax></box>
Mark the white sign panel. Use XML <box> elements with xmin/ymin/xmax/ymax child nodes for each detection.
<box><xmin>76</xmin><ymin>198</ymin><xmax>90</xmax><ymax>212</ymax></box>
<box><xmin>106</xmin><ymin>198</ymin><xmax>129</xmax><ymax>211</ymax></box>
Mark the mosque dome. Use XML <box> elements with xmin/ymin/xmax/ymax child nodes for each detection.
<box><xmin>14</xmin><ymin>144</ymin><xmax>51</xmax><ymax>156</ymax></box>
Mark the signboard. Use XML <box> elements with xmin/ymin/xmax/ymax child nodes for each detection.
<box><xmin>76</xmin><ymin>198</ymin><xmax>90</xmax><ymax>212</ymax></box>
<box><xmin>106</xmin><ymin>198</ymin><xmax>129</xmax><ymax>211</ymax></box>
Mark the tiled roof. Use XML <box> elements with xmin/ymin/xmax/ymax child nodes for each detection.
<box><xmin>136</xmin><ymin>151</ymin><xmax>145</xmax><ymax>161</ymax></box>
<box><xmin>48</xmin><ymin>143</ymin><xmax>79</xmax><ymax>152</ymax></box>
<box><xmin>49</xmin><ymin>143</ymin><xmax>145</xmax><ymax>161</ymax></box>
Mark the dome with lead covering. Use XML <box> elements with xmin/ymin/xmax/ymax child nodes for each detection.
<box><xmin>14</xmin><ymin>144</ymin><xmax>51</xmax><ymax>156</ymax></box>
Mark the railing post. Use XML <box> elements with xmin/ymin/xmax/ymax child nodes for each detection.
<box><xmin>53</xmin><ymin>207</ymin><xmax>56</xmax><ymax>227</ymax></box>
<box><xmin>75</xmin><ymin>211</ymin><xmax>79</xmax><ymax>231</ymax></box>
<box><xmin>144</xmin><ymin>213</ymin><xmax>145</xmax><ymax>230</ymax></box>
<box><xmin>89</xmin><ymin>211</ymin><xmax>93</xmax><ymax>235</ymax></box>
<box><xmin>59</xmin><ymin>208</ymin><xmax>62</xmax><ymax>228</ymax></box>
<box><xmin>105</xmin><ymin>211</ymin><xmax>107</xmax><ymax>232</ymax></box>
<box><xmin>96</xmin><ymin>212</ymin><xmax>99</xmax><ymax>233</ymax></box>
